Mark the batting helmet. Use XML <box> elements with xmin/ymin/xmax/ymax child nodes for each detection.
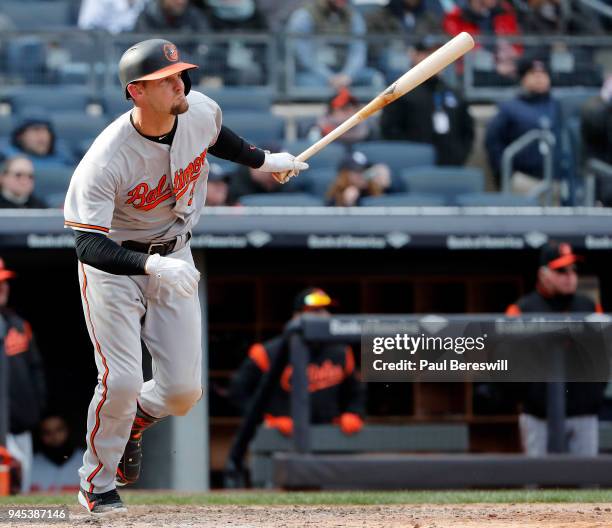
<box><xmin>118</xmin><ymin>39</ymin><xmax>198</xmax><ymax>100</ymax></box>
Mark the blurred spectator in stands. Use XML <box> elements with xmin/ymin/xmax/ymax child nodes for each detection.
<box><xmin>287</xmin><ymin>0</ymin><xmax>385</xmax><ymax>89</ymax></box>
<box><xmin>516</xmin><ymin>0</ymin><xmax>604</xmax><ymax>34</ymax></box>
<box><xmin>134</xmin><ymin>0</ymin><xmax>211</xmax><ymax>32</ymax></box>
<box><xmin>0</xmin><ymin>156</ymin><xmax>46</xmax><ymax>209</ymax></box>
<box><xmin>380</xmin><ymin>39</ymin><xmax>474</xmax><ymax>166</ymax></box>
<box><xmin>30</xmin><ymin>414</ymin><xmax>84</xmax><ymax>492</ymax></box>
<box><xmin>1</xmin><ymin>258</ymin><xmax>47</xmax><ymax>492</ymax></box>
<box><xmin>506</xmin><ymin>241</ymin><xmax>605</xmax><ymax>456</ymax></box>
<box><xmin>327</xmin><ymin>151</ymin><xmax>391</xmax><ymax>206</ymax></box>
<box><xmin>78</xmin><ymin>0</ymin><xmax>147</xmax><ymax>33</ymax></box>
<box><xmin>227</xmin><ymin>142</ymin><xmax>281</xmax><ymax>204</ymax></box>
<box><xmin>205</xmin><ymin>162</ymin><xmax>230</xmax><ymax>206</ymax></box>
<box><xmin>202</xmin><ymin>0</ymin><xmax>267</xmax><ymax>30</ymax></box>
<box><xmin>229</xmin><ymin>287</ymin><xmax>365</xmax><ymax>436</ymax></box>
<box><xmin>444</xmin><ymin>0</ymin><xmax>521</xmax><ymax>79</ymax></box>
<box><xmin>485</xmin><ymin>55</ymin><xmax>562</xmax><ymax>194</ymax></box>
<box><xmin>581</xmin><ymin>74</ymin><xmax>612</xmax><ymax>206</ymax></box>
<box><xmin>197</xmin><ymin>0</ymin><xmax>268</xmax><ymax>85</ymax></box>
<box><xmin>252</xmin><ymin>0</ymin><xmax>304</xmax><ymax>31</ymax></box>
<box><xmin>367</xmin><ymin>0</ymin><xmax>442</xmax><ymax>36</ymax></box>
<box><xmin>6</xmin><ymin>116</ymin><xmax>74</xmax><ymax>167</ymax></box>
<box><xmin>366</xmin><ymin>0</ymin><xmax>443</xmax><ymax>82</ymax></box>
<box><xmin>307</xmin><ymin>88</ymin><xmax>375</xmax><ymax>146</ymax></box>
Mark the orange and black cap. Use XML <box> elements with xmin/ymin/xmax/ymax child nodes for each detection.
<box><xmin>540</xmin><ymin>241</ymin><xmax>582</xmax><ymax>270</ymax></box>
<box><xmin>118</xmin><ymin>39</ymin><xmax>198</xmax><ymax>100</ymax></box>
<box><xmin>294</xmin><ymin>287</ymin><xmax>335</xmax><ymax>313</ymax></box>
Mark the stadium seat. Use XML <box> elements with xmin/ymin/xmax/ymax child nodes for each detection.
<box><xmin>100</xmin><ymin>89</ymin><xmax>132</xmax><ymax>118</ymax></box>
<box><xmin>0</xmin><ymin>116</ymin><xmax>13</xmax><ymax>138</ymax></box>
<box><xmin>360</xmin><ymin>193</ymin><xmax>446</xmax><ymax>206</ymax></box>
<box><xmin>402</xmin><ymin>166</ymin><xmax>485</xmax><ymax>202</ymax></box>
<box><xmin>353</xmin><ymin>141</ymin><xmax>436</xmax><ymax>190</ymax></box>
<box><xmin>455</xmin><ymin>192</ymin><xmax>539</xmax><ymax>207</ymax></box>
<box><xmin>222</xmin><ymin>112</ymin><xmax>285</xmax><ymax>144</ymax></box>
<box><xmin>35</xmin><ymin>164</ymin><xmax>74</xmax><ymax>197</ymax></box>
<box><xmin>5</xmin><ymin>37</ymin><xmax>47</xmax><ymax>84</ymax></box>
<box><xmin>283</xmin><ymin>140</ymin><xmax>346</xmax><ymax>171</ymax></box>
<box><xmin>238</xmin><ymin>193</ymin><xmax>324</xmax><ymax>206</ymax></box>
<box><xmin>296</xmin><ymin>168</ymin><xmax>336</xmax><ymax>199</ymax></box>
<box><xmin>6</xmin><ymin>86</ymin><xmax>93</xmax><ymax>115</ymax></box>
<box><xmin>50</xmin><ymin>114</ymin><xmax>109</xmax><ymax>149</ymax></box>
<box><xmin>204</xmin><ymin>87</ymin><xmax>273</xmax><ymax>112</ymax></box>
<box><xmin>0</xmin><ymin>1</ymin><xmax>72</xmax><ymax>30</ymax></box>
<box><xmin>45</xmin><ymin>192</ymin><xmax>66</xmax><ymax>209</ymax></box>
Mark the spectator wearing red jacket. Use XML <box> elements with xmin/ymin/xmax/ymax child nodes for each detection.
<box><xmin>444</xmin><ymin>0</ymin><xmax>521</xmax><ymax>78</ymax></box>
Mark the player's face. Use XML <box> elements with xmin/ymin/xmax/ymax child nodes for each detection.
<box><xmin>40</xmin><ymin>416</ymin><xmax>69</xmax><ymax>448</ymax></box>
<box><xmin>540</xmin><ymin>265</ymin><xmax>578</xmax><ymax>296</ymax></box>
<box><xmin>142</xmin><ymin>73</ymin><xmax>189</xmax><ymax>116</ymax></box>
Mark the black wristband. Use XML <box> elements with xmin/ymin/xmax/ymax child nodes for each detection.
<box><xmin>209</xmin><ymin>125</ymin><xmax>266</xmax><ymax>169</ymax></box>
<box><xmin>74</xmin><ymin>231</ymin><xmax>149</xmax><ymax>275</ymax></box>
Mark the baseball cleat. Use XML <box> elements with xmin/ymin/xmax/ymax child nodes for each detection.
<box><xmin>116</xmin><ymin>404</ymin><xmax>161</xmax><ymax>486</ymax></box>
<box><xmin>78</xmin><ymin>487</ymin><xmax>127</xmax><ymax>516</ymax></box>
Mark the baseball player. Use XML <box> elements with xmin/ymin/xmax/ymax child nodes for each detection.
<box><xmin>64</xmin><ymin>39</ymin><xmax>308</xmax><ymax>515</ymax></box>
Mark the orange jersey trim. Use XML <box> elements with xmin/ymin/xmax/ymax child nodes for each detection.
<box><xmin>65</xmin><ymin>221</ymin><xmax>110</xmax><ymax>234</ymax></box>
<box><xmin>81</xmin><ymin>262</ymin><xmax>110</xmax><ymax>492</ymax></box>
<box><xmin>345</xmin><ymin>346</ymin><xmax>355</xmax><ymax>376</ymax></box>
<box><xmin>505</xmin><ymin>303</ymin><xmax>522</xmax><ymax>316</ymax></box>
<box><xmin>248</xmin><ymin>343</ymin><xmax>270</xmax><ymax>372</ymax></box>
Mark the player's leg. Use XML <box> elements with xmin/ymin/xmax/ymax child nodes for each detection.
<box><xmin>139</xmin><ymin>243</ymin><xmax>203</xmax><ymax>419</ymax></box>
<box><xmin>115</xmin><ymin>244</ymin><xmax>202</xmax><ymax>486</ymax></box>
<box><xmin>77</xmin><ymin>262</ymin><xmax>146</xmax><ymax>496</ymax></box>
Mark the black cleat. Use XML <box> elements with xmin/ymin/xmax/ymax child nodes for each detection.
<box><xmin>78</xmin><ymin>487</ymin><xmax>127</xmax><ymax>516</ymax></box>
<box><xmin>116</xmin><ymin>404</ymin><xmax>161</xmax><ymax>487</ymax></box>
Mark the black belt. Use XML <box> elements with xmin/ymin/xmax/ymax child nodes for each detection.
<box><xmin>122</xmin><ymin>232</ymin><xmax>191</xmax><ymax>256</ymax></box>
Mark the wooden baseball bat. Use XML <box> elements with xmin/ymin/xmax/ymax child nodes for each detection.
<box><xmin>279</xmin><ymin>32</ymin><xmax>475</xmax><ymax>181</ymax></box>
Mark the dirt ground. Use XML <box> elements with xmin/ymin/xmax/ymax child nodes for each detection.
<box><xmin>3</xmin><ymin>503</ymin><xmax>612</xmax><ymax>528</ymax></box>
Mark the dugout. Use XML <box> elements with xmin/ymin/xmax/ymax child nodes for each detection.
<box><xmin>1</xmin><ymin>207</ymin><xmax>612</xmax><ymax>489</ymax></box>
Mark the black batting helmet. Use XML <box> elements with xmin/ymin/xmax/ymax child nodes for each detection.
<box><xmin>118</xmin><ymin>39</ymin><xmax>198</xmax><ymax>100</ymax></box>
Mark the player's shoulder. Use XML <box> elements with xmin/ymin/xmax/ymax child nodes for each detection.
<box><xmin>186</xmin><ymin>89</ymin><xmax>221</xmax><ymax>116</ymax></box>
<box><xmin>80</xmin><ymin>112</ymin><xmax>138</xmax><ymax>167</ymax></box>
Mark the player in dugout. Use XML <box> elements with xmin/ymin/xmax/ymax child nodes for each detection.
<box><xmin>506</xmin><ymin>240</ymin><xmax>606</xmax><ymax>455</ymax></box>
<box><xmin>229</xmin><ymin>287</ymin><xmax>365</xmax><ymax>436</ymax></box>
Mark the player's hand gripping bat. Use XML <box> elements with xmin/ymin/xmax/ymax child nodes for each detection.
<box><xmin>273</xmin><ymin>32</ymin><xmax>475</xmax><ymax>184</ymax></box>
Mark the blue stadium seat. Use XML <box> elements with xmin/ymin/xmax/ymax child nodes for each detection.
<box><xmin>360</xmin><ymin>193</ymin><xmax>446</xmax><ymax>206</ymax></box>
<box><xmin>238</xmin><ymin>193</ymin><xmax>324</xmax><ymax>206</ymax></box>
<box><xmin>222</xmin><ymin>112</ymin><xmax>285</xmax><ymax>144</ymax></box>
<box><xmin>100</xmin><ymin>89</ymin><xmax>132</xmax><ymax>118</ymax></box>
<box><xmin>353</xmin><ymin>141</ymin><xmax>436</xmax><ymax>190</ymax></box>
<box><xmin>0</xmin><ymin>116</ymin><xmax>14</xmax><ymax>138</ymax></box>
<box><xmin>35</xmin><ymin>164</ymin><xmax>74</xmax><ymax>197</ymax></box>
<box><xmin>204</xmin><ymin>87</ymin><xmax>273</xmax><ymax>112</ymax></box>
<box><xmin>455</xmin><ymin>192</ymin><xmax>539</xmax><ymax>207</ymax></box>
<box><xmin>6</xmin><ymin>86</ymin><xmax>93</xmax><ymax>114</ymax></box>
<box><xmin>51</xmin><ymin>114</ymin><xmax>109</xmax><ymax>145</ymax></box>
<box><xmin>0</xmin><ymin>1</ymin><xmax>72</xmax><ymax>30</ymax></box>
<box><xmin>402</xmin><ymin>166</ymin><xmax>485</xmax><ymax>201</ymax></box>
<box><xmin>5</xmin><ymin>37</ymin><xmax>47</xmax><ymax>84</ymax></box>
<box><xmin>296</xmin><ymin>168</ymin><xmax>336</xmax><ymax>199</ymax></box>
<box><xmin>283</xmin><ymin>140</ymin><xmax>346</xmax><ymax>171</ymax></box>
<box><xmin>45</xmin><ymin>192</ymin><xmax>66</xmax><ymax>209</ymax></box>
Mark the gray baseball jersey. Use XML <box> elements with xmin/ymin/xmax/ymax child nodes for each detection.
<box><xmin>65</xmin><ymin>89</ymin><xmax>220</xmax><ymax>494</ymax></box>
<box><xmin>64</xmin><ymin>89</ymin><xmax>222</xmax><ymax>242</ymax></box>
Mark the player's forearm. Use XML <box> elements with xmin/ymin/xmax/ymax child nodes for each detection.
<box><xmin>74</xmin><ymin>231</ymin><xmax>149</xmax><ymax>275</ymax></box>
<box><xmin>208</xmin><ymin>125</ymin><xmax>266</xmax><ymax>169</ymax></box>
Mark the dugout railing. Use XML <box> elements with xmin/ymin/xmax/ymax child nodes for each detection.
<box><xmin>226</xmin><ymin>313</ymin><xmax>612</xmax><ymax>489</ymax></box>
